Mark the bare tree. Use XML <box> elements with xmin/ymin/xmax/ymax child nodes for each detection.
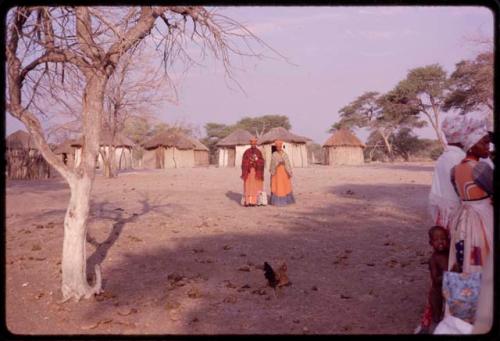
<box><xmin>100</xmin><ymin>50</ymin><xmax>170</xmax><ymax>177</ymax></box>
<box><xmin>6</xmin><ymin>6</ymin><xmax>276</xmax><ymax>302</ymax></box>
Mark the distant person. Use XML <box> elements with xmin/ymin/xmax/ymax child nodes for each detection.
<box><xmin>434</xmin><ymin>117</ymin><xmax>493</xmax><ymax>334</ymax></box>
<box><xmin>269</xmin><ymin>140</ymin><xmax>295</xmax><ymax>206</ymax></box>
<box><xmin>241</xmin><ymin>137</ymin><xmax>265</xmax><ymax>206</ymax></box>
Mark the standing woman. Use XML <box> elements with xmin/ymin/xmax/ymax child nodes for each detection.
<box><xmin>434</xmin><ymin>117</ymin><xmax>493</xmax><ymax>334</ymax></box>
<box><xmin>241</xmin><ymin>137</ymin><xmax>265</xmax><ymax>206</ymax></box>
<box><xmin>269</xmin><ymin>140</ymin><xmax>295</xmax><ymax>206</ymax></box>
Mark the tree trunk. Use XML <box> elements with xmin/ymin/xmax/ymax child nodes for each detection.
<box><xmin>379</xmin><ymin>130</ymin><xmax>393</xmax><ymax>160</ymax></box>
<box><xmin>60</xmin><ymin>74</ymin><xmax>107</xmax><ymax>301</ymax></box>
<box><xmin>61</xmin><ymin>175</ymin><xmax>102</xmax><ymax>301</ymax></box>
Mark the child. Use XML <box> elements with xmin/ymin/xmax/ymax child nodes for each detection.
<box><xmin>428</xmin><ymin>226</ymin><xmax>450</xmax><ymax>331</ymax></box>
<box><xmin>417</xmin><ymin>225</ymin><xmax>450</xmax><ymax>334</ymax></box>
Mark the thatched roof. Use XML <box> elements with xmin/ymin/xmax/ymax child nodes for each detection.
<box><xmin>257</xmin><ymin>127</ymin><xmax>310</xmax><ymax>144</ymax></box>
<box><xmin>6</xmin><ymin>130</ymin><xmax>36</xmax><ymax>150</ymax></box>
<box><xmin>142</xmin><ymin>131</ymin><xmax>196</xmax><ymax>150</ymax></box>
<box><xmin>323</xmin><ymin>129</ymin><xmax>365</xmax><ymax>148</ymax></box>
<box><xmin>217</xmin><ymin>129</ymin><xmax>254</xmax><ymax>147</ymax></box>
<box><xmin>53</xmin><ymin>139</ymin><xmax>79</xmax><ymax>154</ymax></box>
<box><xmin>71</xmin><ymin>131</ymin><xmax>134</xmax><ymax>148</ymax></box>
<box><xmin>187</xmin><ymin>136</ymin><xmax>209</xmax><ymax>151</ymax></box>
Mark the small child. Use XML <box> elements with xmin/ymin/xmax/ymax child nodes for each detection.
<box><xmin>417</xmin><ymin>225</ymin><xmax>450</xmax><ymax>334</ymax></box>
<box><xmin>427</xmin><ymin>225</ymin><xmax>450</xmax><ymax>330</ymax></box>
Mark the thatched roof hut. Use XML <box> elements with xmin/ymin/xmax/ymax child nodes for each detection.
<box><xmin>187</xmin><ymin>136</ymin><xmax>210</xmax><ymax>166</ymax></box>
<box><xmin>258</xmin><ymin>127</ymin><xmax>310</xmax><ymax>168</ymax></box>
<box><xmin>323</xmin><ymin>129</ymin><xmax>365</xmax><ymax>166</ymax></box>
<box><xmin>142</xmin><ymin>131</ymin><xmax>201</xmax><ymax>169</ymax></box>
<box><xmin>217</xmin><ymin>129</ymin><xmax>254</xmax><ymax>147</ymax></box>
<box><xmin>72</xmin><ymin>131</ymin><xmax>134</xmax><ymax>171</ymax></box>
<box><xmin>216</xmin><ymin>129</ymin><xmax>255</xmax><ymax>168</ymax></box>
<box><xmin>6</xmin><ymin>130</ymin><xmax>52</xmax><ymax>179</ymax></box>
<box><xmin>71</xmin><ymin>131</ymin><xmax>134</xmax><ymax>148</ymax></box>
<box><xmin>6</xmin><ymin>130</ymin><xmax>36</xmax><ymax>150</ymax></box>
<box><xmin>53</xmin><ymin>139</ymin><xmax>78</xmax><ymax>167</ymax></box>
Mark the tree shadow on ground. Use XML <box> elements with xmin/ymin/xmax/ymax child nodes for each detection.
<box><xmin>85</xmin><ymin>191</ymin><xmax>181</xmax><ymax>283</ymax></box>
<box><xmin>6</xmin><ymin>177</ymin><xmax>69</xmax><ymax>193</ymax></box>
<box><xmin>77</xmin><ymin>183</ymin><xmax>432</xmax><ymax>335</ymax></box>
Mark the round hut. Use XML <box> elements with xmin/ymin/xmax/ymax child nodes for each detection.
<box><xmin>187</xmin><ymin>136</ymin><xmax>210</xmax><ymax>167</ymax></box>
<box><xmin>53</xmin><ymin>139</ymin><xmax>78</xmax><ymax>168</ymax></box>
<box><xmin>72</xmin><ymin>131</ymin><xmax>134</xmax><ymax>171</ymax></box>
<box><xmin>6</xmin><ymin>130</ymin><xmax>51</xmax><ymax>179</ymax></box>
<box><xmin>257</xmin><ymin>127</ymin><xmax>310</xmax><ymax>168</ymax></box>
<box><xmin>322</xmin><ymin>129</ymin><xmax>365</xmax><ymax>165</ymax></box>
<box><xmin>216</xmin><ymin>129</ymin><xmax>254</xmax><ymax>168</ymax></box>
<box><xmin>142</xmin><ymin>131</ymin><xmax>197</xmax><ymax>169</ymax></box>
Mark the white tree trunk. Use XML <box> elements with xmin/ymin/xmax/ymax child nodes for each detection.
<box><xmin>61</xmin><ymin>175</ymin><xmax>102</xmax><ymax>301</ymax></box>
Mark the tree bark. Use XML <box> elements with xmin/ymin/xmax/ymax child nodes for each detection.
<box><xmin>61</xmin><ymin>175</ymin><xmax>102</xmax><ymax>301</ymax></box>
<box><xmin>60</xmin><ymin>74</ymin><xmax>107</xmax><ymax>301</ymax></box>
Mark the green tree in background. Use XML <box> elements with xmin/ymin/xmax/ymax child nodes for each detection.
<box><xmin>235</xmin><ymin>115</ymin><xmax>291</xmax><ymax>137</ymax></box>
<box><xmin>392</xmin><ymin>64</ymin><xmax>448</xmax><ymax>147</ymax></box>
<box><xmin>333</xmin><ymin>91</ymin><xmax>425</xmax><ymax>160</ymax></box>
<box><xmin>203</xmin><ymin>115</ymin><xmax>292</xmax><ymax>164</ymax></box>
<box><xmin>444</xmin><ymin>51</ymin><xmax>493</xmax><ymax>116</ymax></box>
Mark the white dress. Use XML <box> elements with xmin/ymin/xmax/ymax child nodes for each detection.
<box><xmin>428</xmin><ymin>146</ymin><xmax>465</xmax><ymax>228</ymax></box>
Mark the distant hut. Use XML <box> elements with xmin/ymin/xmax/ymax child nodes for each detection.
<box><xmin>187</xmin><ymin>136</ymin><xmax>210</xmax><ymax>167</ymax></box>
<box><xmin>53</xmin><ymin>139</ymin><xmax>78</xmax><ymax>168</ymax></box>
<box><xmin>322</xmin><ymin>129</ymin><xmax>365</xmax><ymax>165</ymax></box>
<box><xmin>6</xmin><ymin>130</ymin><xmax>51</xmax><ymax>179</ymax></box>
<box><xmin>72</xmin><ymin>131</ymin><xmax>134</xmax><ymax>171</ymax></box>
<box><xmin>142</xmin><ymin>131</ymin><xmax>197</xmax><ymax>169</ymax></box>
<box><xmin>216</xmin><ymin>129</ymin><xmax>254</xmax><ymax>168</ymax></box>
<box><xmin>257</xmin><ymin>127</ymin><xmax>310</xmax><ymax>168</ymax></box>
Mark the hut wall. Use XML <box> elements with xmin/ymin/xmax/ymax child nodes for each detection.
<box><xmin>116</xmin><ymin>147</ymin><xmax>132</xmax><ymax>170</ymax></box>
<box><xmin>217</xmin><ymin>148</ymin><xmax>227</xmax><ymax>167</ymax></box>
<box><xmin>194</xmin><ymin>150</ymin><xmax>209</xmax><ymax>166</ymax></box>
<box><xmin>235</xmin><ymin>145</ymin><xmax>249</xmax><ymax>168</ymax></box>
<box><xmin>6</xmin><ymin>149</ymin><xmax>51</xmax><ymax>180</ymax></box>
<box><xmin>326</xmin><ymin>146</ymin><xmax>364</xmax><ymax>165</ymax></box>
<box><xmin>163</xmin><ymin>147</ymin><xmax>194</xmax><ymax>168</ymax></box>
<box><xmin>262</xmin><ymin>142</ymin><xmax>307</xmax><ymax>168</ymax></box>
<box><xmin>74</xmin><ymin>148</ymin><xmax>82</xmax><ymax>167</ymax></box>
<box><xmin>142</xmin><ymin>149</ymin><xmax>157</xmax><ymax>168</ymax></box>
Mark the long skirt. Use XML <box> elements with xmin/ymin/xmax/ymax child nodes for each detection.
<box><xmin>435</xmin><ymin>198</ymin><xmax>493</xmax><ymax>334</ymax></box>
<box><xmin>243</xmin><ymin>168</ymin><xmax>263</xmax><ymax>205</ymax></box>
<box><xmin>270</xmin><ymin>164</ymin><xmax>295</xmax><ymax>206</ymax></box>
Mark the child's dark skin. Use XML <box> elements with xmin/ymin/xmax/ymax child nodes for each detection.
<box><xmin>428</xmin><ymin>227</ymin><xmax>449</xmax><ymax>324</ymax></box>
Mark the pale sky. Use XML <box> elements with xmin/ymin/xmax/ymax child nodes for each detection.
<box><xmin>5</xmin><ymin>6</ymin><xmax>494</xmax><ymax>144</ymax></box>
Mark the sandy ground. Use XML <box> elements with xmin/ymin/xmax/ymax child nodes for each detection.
<box><xmin>5</xmin><ymin>162</ymin><xmax>437</xmax><ymax>335</ymax></box>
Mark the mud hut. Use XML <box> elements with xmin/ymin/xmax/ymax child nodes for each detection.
<box><xmin>216</xmin><ymin>129</ymin><xmax>254</xmax><ymax>168</ymax></box>
<box><xmin>6</xmin><ymin>130</ymin><xmax>52</xmax><ymax>180</ymax></box>
<box><xmin>322</xmin><ymin>129</ymin><xmax>365</xmax><ymax>165</ymax></box>
<box><xmin>187</xmin><ymin>136</ymin><xmax>210</xmax><ymax>167</ymax></box>
<box><xmin>257</xmin><ymin>127</ymin><xmax>310</xmax><ymax>168</ymax></box>
<box><xmin>53</xmin><ymin>139</ymin><xmax>78</xmax><ymax>168</ymax></box>
<box><xmin>72</xmin><ymin>131</ymin><xmax>134</xmax><ymax>171</ymax></box>
<box><xmin>142</xmin><ymin>131</ymin><xmax>198</xmax><ymax>169</ymax></box>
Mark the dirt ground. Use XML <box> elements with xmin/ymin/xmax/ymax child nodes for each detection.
<box><xmin>5</xmin><ymin>162</ymin><xmax>437</xmax><ymax>335</ymax></box>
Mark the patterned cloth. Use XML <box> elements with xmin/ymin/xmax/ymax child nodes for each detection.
<box><xmin>241</xmin><ymin>147</ymin><xmax>265</xmax><ymax>181</ymax></box>
<box><xmin>442</xmin><ymin>271</ymin><xmax>482</xmax><ymax>324</ymax></box>
<box><xmin>442</xmin><ymin>114</ymin><xmax>466</xmax><ymax>144</ymax></box>
<box><xmin>460</xmin><ymin>116</ymin><xmax>488</xmax><ymax>152</ymax></box>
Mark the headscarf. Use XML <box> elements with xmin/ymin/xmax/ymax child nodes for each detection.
<box><xmin>441</xmin><ymin>114</ymin><xmax>465</xmax><ymax>144</ymax></box>
<box><xmin>461</xmin><ymin>116</ymin><xmax>489</xmax><ymax>152</ymax></box>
